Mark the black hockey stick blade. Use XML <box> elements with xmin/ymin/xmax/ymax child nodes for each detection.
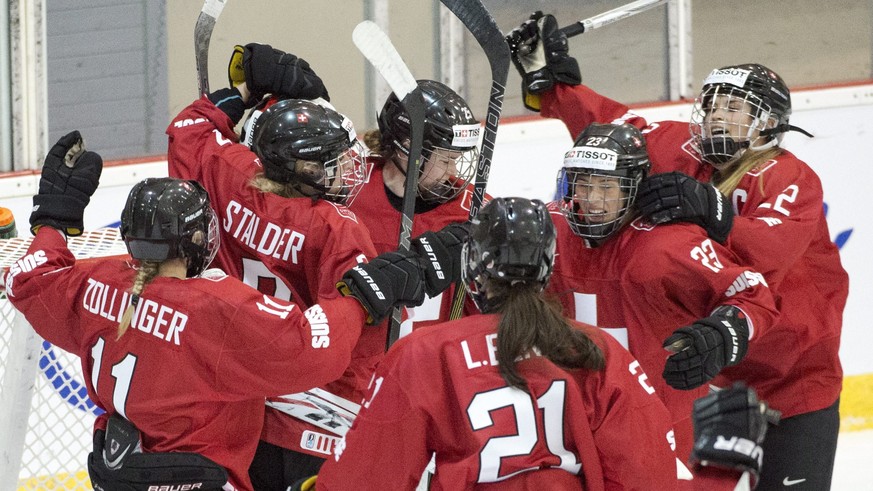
<box><xmin>439</xmin><ymin>0</ymin><xmax>511</xmax><ymax>320</ymax></box>
<box><xmin>353</xmin><ymin>21</ymin><xmax>426</xmax><ymax>349</ymax></box>
<box><xmin>194</xmin><ymin>0</ymin><xmax>227</xmax><ymax>96</ymax></box>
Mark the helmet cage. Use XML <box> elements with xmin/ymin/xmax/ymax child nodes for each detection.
<box><xmin>275</xmin><ymin>140</ymin><xmax>367</xmax><ymax>206</ymax></box>
<box><xmin>378</xmin><ymin>80</ymin><xmax>480</xmax><ymax>203</ymax></box>
<box><xmin>690</xmin><ymin>85</ymin><xmax>776</xmax><ymax>165</ymax></box>
<box><xmin>250</xmin><ymin>99</ymin><xmax>366</xmax><ymax>205</ymax></box>
<box><xmin>690</xmin><ymin>64</ymin><xmax>792</xmax><ymax>165</ymax></box>
<box><xmin>415</xmin><ymin>145</ymin><xmax>478</xmax><ymax>203</ymax></box>
<box><xmin>558</xmin><ymin>168</ymin><xmax>642</xmax><ymax>242</ymax></box>
<box><xmin>557</xmin><ymin>123</ymin><xmax>650</xmax><ymax>243</ymax></box>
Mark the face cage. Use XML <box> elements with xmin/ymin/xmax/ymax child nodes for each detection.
<box><xmin>690</xmin><ymin>85</ymin><xmax>775</xmax><ymax>165</ymax></box>
<box><xmin>186</xmin><ymin>208</ymin><xmax>220</xmax><ymax>277</ymax></box>
<box><xmin>558</xmin><ymin>169</ymin><xmax>638</xmax><ymax>242</ymax></box>
<box><xmin>461</xmin><ymin>241</ymin><xmax>493</xmax><ymax>314</ymax></box>
<box><xmin>311</xmin><ymin>140</ymin><xmax>368</xmax><ymax>206</ymax></box>
<box><xmin>416</xmin><ymin>145</ymin><xmax>479</xmax><ymax>203</ymax></box>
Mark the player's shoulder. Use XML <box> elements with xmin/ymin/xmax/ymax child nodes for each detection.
<box><xmin>310</xmin><ymin>200</ymin><xmax>366</xmax><ymax>226</ymax></box>
<box><xmin>623</xmin><ymin>219</ymin><xmax>717</xmax><ymax>264</ymax></box>
<box><xmin>431</xmin><ymin>187</ymin><xmax>482</xmax><ymax>220</ymax></box>
<box><xmin>739</xmin><ymin>150</ymin><xmax>824</xmax><ymax>198</ymax></box>
<box><xmin>390</xmin><ymin>315</ymin><xmax>493</xmax><ymax>361</ymax></box>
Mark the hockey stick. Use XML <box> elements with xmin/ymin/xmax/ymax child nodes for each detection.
<box><xmin>352</xmin><ymin>21</ymin><xmax>427</xmax><ymax>349</ymax></box>
<box><xmin>514</xmin><ymin>0</ymin><xmax>669</xmax><ymax>56</ymax></box>
<box><xmin>439</xmin><ymin>0</ymin><xmax>511</xmax><ymax>320</ymax></box>
<box><xmin>194</xmin><ymin>0</ymin><xmax>227</xmax><ymax>96</ymax></box>
<box><xmin>560</xmin><ymin>0</ymin><xmax>668</xmax><ymax>37</ymax></box>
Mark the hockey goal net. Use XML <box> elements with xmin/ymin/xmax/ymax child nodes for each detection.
<box><xmin>0</xmin><ymin>229</ymin><xmax>128</xmax><ymax>491</ymax></box>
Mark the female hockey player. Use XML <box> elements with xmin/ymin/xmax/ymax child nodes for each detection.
<box><xmin>5</xmin><ymin>132</ymin><xmax>431</xmax><ymax>491</ymax></box>
<box><xmin>351</xmin><ymin>79</ymin><xmax>482</xmax><ymax>334</ymax></box>
<box><xmin>508</xmin><ymin>12</ymin><xmax>847</xmax><ymax>489</ymax></box>
<box><xmin>545</xmin><ymin>122</ymin><xmax>779</xmax><ymax>471</ymax></box>
<box><xmin>168</xmin><ymin>44</ymin><xmax>465</xmax><ymax>489</ymax></box>
<box><xmin>316</xmin><ymin>197</ymin><xmax>680</xmax><ymax>490</ymax></box>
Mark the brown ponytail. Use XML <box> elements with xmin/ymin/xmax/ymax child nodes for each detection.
<box><xmin>491</xmin><ymin>282</ymin><xmax>605</xmax><ymax>393</ymax></box>
<box><xmin>117</xmin><ymin>261</ymin><xmax>160</xmax><ymax>339</ymax></box>
<box><xmin>362</xmin><ymin>129</ymin><xmax>384</xmax><ymax>157</ymax></box>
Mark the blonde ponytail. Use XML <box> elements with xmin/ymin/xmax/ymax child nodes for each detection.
<box><xmin>117</xmin><ymin>262</ymin><xmax>160</xmax><ymax>339</ymax></box>
<box><xmin>714</xmin><ymin>147</ymin><xmax>782</xmax><ymax>197</ymax></box>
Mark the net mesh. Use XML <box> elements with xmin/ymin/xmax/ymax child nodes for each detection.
<box><xmin>0</xmin><ymin>229</ymin><xmax>127</xmax><ymax>490</ymax></box>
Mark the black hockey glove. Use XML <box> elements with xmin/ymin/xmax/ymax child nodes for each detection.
<box><xmin>636</xmin><ymin>172</ymin><xmax>734</xmax><ymax>244</ymax></box>
<box><xmin>234</xmin><ymin>43</ymin><xmax>329</xmax><ymax>102</ymax></box>
<box><xmin>506</xmin><ymin>11</ymin><xmax>581</xmax><ymax>111</ymax></box>
<box><xmin>30</xmin><ymin>131</ymin><xmax>103</xmax><ymax>236</ymax></box>
<box><xmin>207</xmin><ymin>87</ymin><xmax>247</xmax><ymax>123</ymax></box>
<box><xmin>338</xmin><ymin>250</ymin><xmax>426</xmax><ymax>325</ymax></box>
<box><xmin>692</xmin><ymin>383</ymin><xmax>781</xmax><ymax>488</ymax></box>
<box><xmin>411</xmin><ymin>221</ymin><xmax>470</xmax><ymax>297</ymax></box>
<box><xmin>662</xmin><ymin>305</ymin><xmax>750</xmax><ymax>390</ymax></box>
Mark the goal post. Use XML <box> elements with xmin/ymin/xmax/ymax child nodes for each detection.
<box><xmin>0</xmin><ymin>229</ymin><xmax>128</xmax><ymax>490</ymax></box>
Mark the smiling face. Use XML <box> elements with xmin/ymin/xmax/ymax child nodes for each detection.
<box><xmin>703</xmin><ymin>94</ymin><xmax>759</xmax><ymax>142</ymax></box>
<box><xmin>691</xmin><ymin>84</ymin><xmax>779</xmax><ymax>168</ymax></box>
<box><xmin>572</xmin><ymin>173</ymin><xmax>627</xmax><ymax>225</ymax></box>
<box><xmin>389</xmin><ymin>139</ymin><xmax>477</xmax><ymax>203</ymax></box>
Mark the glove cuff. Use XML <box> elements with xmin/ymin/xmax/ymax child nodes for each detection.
<box><xmin>710</xmin><ymin>305</ymin><xmax>749</xmax><ymax>366</ymax></box>
<box><xmin>31</xmin><ymin>194</ymin><xmax>87</xmax><ymax>236</ymax></box>
<box><xmin>207</xmin><ymin>87</ymin><xmax>246</xmax><ymax>123</ymax></box>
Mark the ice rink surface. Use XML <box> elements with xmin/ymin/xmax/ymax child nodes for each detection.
<box><xmin>831</xmin><ymin>429</ymin><xmax>873</xmax><ymax>489</ymax></box>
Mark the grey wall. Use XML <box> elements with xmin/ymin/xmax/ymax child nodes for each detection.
<box><xmin>47</xmin><ymin>0</ymin><xmax>167</xmax><ymax>160</ymax></box>
<box><xmin>45</xmin><ymin>1</ymin><xmax>872</xmax><ymax>161</ymax></box>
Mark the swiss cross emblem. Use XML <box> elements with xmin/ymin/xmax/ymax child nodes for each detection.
<box><xmin>297</xmin><ymin>114</ymin><xmax>308</xmax><ymax>123</ymax></box>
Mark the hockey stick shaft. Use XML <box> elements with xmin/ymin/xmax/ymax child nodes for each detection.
<box><xmin>353</xmin><ymin>21</ymin><xmax>426</xmax><ymax>349</ymax></box>
<box><xmin>439</xmin><ymin>0</ymin><xmax>511</xmax><ymax>320</ymax></box>
<box><xmin>561</xmin><ymin>0</ymin><xmax>668</xmax><ymax>37</ymax></box>
<box><xmin>194</xmin><ymin>0</ymin><xmax>227</xmax><ymax>96</ymax></box>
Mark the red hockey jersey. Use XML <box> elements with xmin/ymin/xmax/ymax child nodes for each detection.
<box><xmin>167</xmin><ymin>97</ymin><xmax>382</xmax><ymax>458</ymax></box>
<box><xmin>5</xmin><ymin>228</ymin><xmax>364</xmax><ymax>491</ymax></box>
<box><xmin>541</xmin><ymin>83</ymin><xmax>846</xmax><ymax>418</ymax></box>
<box><xmin>349</xmin><ymin>159</ymin><xmax>483</xmax><ymax>335</ymax></box>
<box><xmin>317</xmin><ymin>314</ymin><xmax>679</xmax><ymax>491</ymax></box>
<box><xmin>547</xmin><ymin>206</ymin><xmax>779</xmax><ymax>462</ymax></box>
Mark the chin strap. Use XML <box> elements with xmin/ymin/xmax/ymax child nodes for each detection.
<box><xmin>759</xmin><ymin>123</ymin><xmax>814</xmax><ymax>139</ymax></box>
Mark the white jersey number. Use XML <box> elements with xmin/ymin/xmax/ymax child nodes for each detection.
<box><xmin>467</xmin><ymin>381</ymin><xmax>580</xmax><ymax>483</ymax></box>
<box><xmin>90</xmin><ymin>337</ymin><xmax>138</xmax><ymax>419</ymax></box>
<box><xmin>242</xmin><ymin>258</ymin><xmax>293</xmax><ymax>301</ymax></box>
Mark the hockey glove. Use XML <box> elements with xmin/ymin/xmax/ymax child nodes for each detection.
<box><xmin>238</xmin><ymin>43</ymin><xmax>329</xmax><ymax>102</ymax></box>
<box><xmin>636</xmin><ymin>172</ymin><xmax>734</xmax><ymax>244</ymax></box>
<box><xmin>662</xmin><ymin>305</ymin><xmax>750</xmax><ymax>390</ymax></box>
<box><xmin>692</xmin><ymin>383</ymin><xmax>781</xmax><ymax>487</ymax></box>
<box><xmin>411</xmin><ymin>221</ymin><xmax>470</xmax><ymax>297</ymax></box>
<box><xmin>338</xmin><ymin>250</ymin><xmax>426</xmax><ymax>325</ymax></box>
<box><xmin>506</xmin><ymin>11</ymin><xmax>581</xmax><ymax>111</ymax></box>
<box><xmin>30</xmin><ymin>131</ymin><xmax>103</xmax><ymax>236</ymax></box>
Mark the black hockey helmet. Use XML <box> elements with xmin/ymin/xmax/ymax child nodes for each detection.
<box><xmin>120</xmin><ymin>177</ymin><xmax>219</xmax><ymax>277</ymax></box>
<box><xmin>557</xmin><ymin>123</ymin><xmax>650</xmax><ymax>244</ymax></box>
<box><xmin>691</xmin><ymin>63</ymin><xmax>811</xmax><ymax>165</ymax></box>
<box><xmin>378</xmin><ymin>80</ymin><xmax>480</xmax><ymax>203</ymax></box>
<box><xmin>462</xmin><ymin>197</ymin><xmax>556</xmax><ymax>313</ymax></box>
<box><xmin>248</xmin><ymin>98</ymin><xmax>365</xmax><ymax>204</ymax></box>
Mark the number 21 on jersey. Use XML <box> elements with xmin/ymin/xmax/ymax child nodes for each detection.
<box><xmin>467</xmin><ymin>381</ymin><xmax>580</xmax><ymax>483</ymax></box>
